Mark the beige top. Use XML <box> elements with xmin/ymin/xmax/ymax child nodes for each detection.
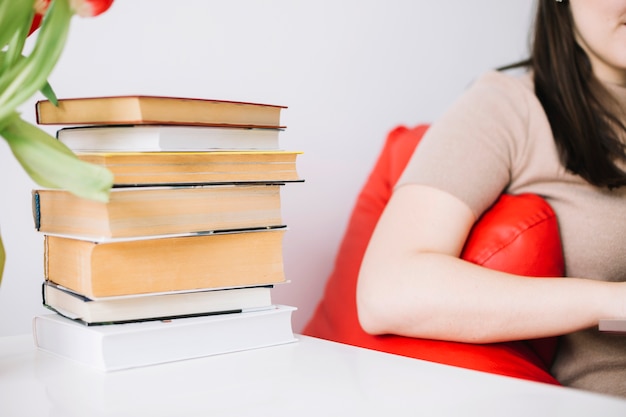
<box><xmin>397</xmin><ymin>70</ymin><xmax>626</xmax><ymax>398</ymax></box>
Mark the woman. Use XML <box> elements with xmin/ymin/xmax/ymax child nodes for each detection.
<box><xmin>357</xmin><ymin>0</ymin><xmax>626</xmax><ymax>398</ymax></box>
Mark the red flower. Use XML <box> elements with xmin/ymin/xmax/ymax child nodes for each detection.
<box><xmin>28</xmin><ymin>0</ymin><xmax>51</xmax><ymax>36</ymax></box>
<box><xmin>28</xmin><ymin>0</ymin><xmax>114</xmax><ymax>35</ymax></box>
<box><xmin>28</xmin><ymin>16</ymin><xmax>43</xmax><ymax>36</ymax></box>
<box><xmin>70</xmin><ymin>0</ymin><xmax>114</xmax><ymax>17</ymax></box>
<box><xmin>34</xmin><ymin>0</ymin><xmax>51</xmax><ymax>14</ymax></box>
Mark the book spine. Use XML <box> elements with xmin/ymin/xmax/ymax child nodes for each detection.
<box><xmin>32</xmin><ymin>190</ymin><xmax>41</xmax><ymax>231</ymax></box>
<box><xmin>33</xmin><ymin>315</ymin><xmax>106</xmax><ymax>369</ymax></box>
<box><xmin>43</xmin><ymin>235</ymin><xmax>49</xmax><ymax>280</ymax></box>
<box><xmin>41</xmin><ymin>281</ymin><xmax>47</xmax><ymax>307</ymax></box>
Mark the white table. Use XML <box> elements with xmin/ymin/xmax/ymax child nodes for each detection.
<box><xmin>1</xmin><ymin>333</ymin><xmax>625</xmax><ymax>416</ymax></box>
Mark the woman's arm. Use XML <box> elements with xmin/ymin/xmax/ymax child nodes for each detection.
<box><xmin>356</xmin><ymin>184</ymin><xmax>626</xmax><ymax>343</ymax></box>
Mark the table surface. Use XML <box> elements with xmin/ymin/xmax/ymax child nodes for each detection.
<box><xmin>1</xmin><ymin>333</ymin><xmax>626</xmax><ymax>417</ymax></box>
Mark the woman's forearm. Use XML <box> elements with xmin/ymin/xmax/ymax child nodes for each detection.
<box><xmin>357</xmin><ymin>252</ymin><xmax>622</xmax><ymax>343</ymax></box>
<box><xmin>356</xmin><ymin>185</ymin><xmax>626</xmax><ymax>343</ymax></box>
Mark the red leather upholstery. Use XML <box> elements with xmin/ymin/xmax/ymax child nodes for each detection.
<box><xmin>303</xmin><ymin>125</ymin><xmax>564</xmax><ymax>385</ymax></box>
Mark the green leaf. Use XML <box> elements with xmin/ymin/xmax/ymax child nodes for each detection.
<box><xmin>0</xmin><ymin>0</ymin><xmax>72</xmax><ymax>121</ymax></box>
<box><xmin>0</xmin><ymin>233</ymin><xmax>5</xmax><ymax>285</ymax></box>
<box><xmin>4</xmin><ymin>8</ymin><xmax>34</xmax><ymax>70</ymax></box>
<box><xmin>40</xmin><ymin>81</ymin><xmax>58</xmax><ymax>106</ymax></box>
<box><xmin>0</xmin><ymin>51</ymin><xmax>59</xmax><ymax>106</ymax></box>
<box><xmin>0</xmin><ymin>112</ymin><xmax>113</xmax><ymax>202</ymax></box>
<box><xmin>0</xmin><ymin>0</ymin><xmax>32</xmax><ymax>52</ymax></box>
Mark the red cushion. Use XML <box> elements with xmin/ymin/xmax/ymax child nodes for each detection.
<box><xmin>303</xmin><ymin>125</ymin><xmax>564</xmax><ymax>385</ymax></box>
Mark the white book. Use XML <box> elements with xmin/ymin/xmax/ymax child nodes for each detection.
<box><xmin>57</xmin><ymin>125</ymin><xmax>282</xmax><ymax>152</ymax></box>
<box><xmin>33</xmin><ymin>305</ymin><xmax>297</xmax><ymax>371</ymax></box>
<box><xmin>42</xmin><ymin>281</ymin><xmax>274</xmax><ymax>325</ymax></box>
<box><xmin>599</xmin><ymin>318</ymin><xmax>626</xmax><ymax>333</ymax></box>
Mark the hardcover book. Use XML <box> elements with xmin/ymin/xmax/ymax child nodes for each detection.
<box><xmin>56</xmin><ymin>125</ymin><xmax>282</xmax><ymax>152</ymax></box>
<box><xmin>36</xmin><ymin>95</ymin><xmax>286</xmax><ymax>128</ymax></box>
<box><xmin>44</xmin><ymin>228</ymin><xmax>287</xmax><ymax>298</ymax></box>
<box><xmin>42</xmin><ymin>281</ymin><xmax>274</xmax><ymax>325</ymax></box>
<box><xmin>33</xmin><ymin>305</ymin><xmax>297</xmax><ymax>371</ymax></box>
<box><xmin>74</xmin><ymin>150</ymin><xmax>302</xmax><ymax>186</ymax></box>
<box><xmin>33</xmin><ymin>184</ymin><xmax>283</xmax><ymax>239</ymax></box>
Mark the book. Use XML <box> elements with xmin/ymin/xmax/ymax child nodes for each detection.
<box><xmin>73</xmin><ymin>150</ymin><xmax>302</xmax><ymax>186</ymax></box>
<box><xmin>32</xmin><ymin>305</ymin><xmax>297</xmax><ymax>371</ymax></box>
<box><xmin>599</xmin><ymin>319</ymin><xmax>626</xmax><ymax>333</ymax></box>
<box><xmin>33</xmin><ymin>184</ymin><xmax>283</xmax><ymax>239</ymax></box>
<box><xmin>36</xmin><ymin>95</ymin><xmax>286</xmax><ymax>128</ymax></box>
<box><xmin>42</xmin><ymin>281</ymin><xmax>274</xmax><ymax>325</ymax></box>
<box><xmin>44</xmin><ymin>228</ymin><xmax>287</xmax><ymax>298</ymax></box>
<box><xmin>56</xmin><ymin>125</ymin><xmax>282</xmax><ymax>152</ymax></box>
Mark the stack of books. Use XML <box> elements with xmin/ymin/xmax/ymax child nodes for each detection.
<box><xmin>30</xmin><ymin>95</ymin><xmax>302</xmax><ymax>371</ymax></box>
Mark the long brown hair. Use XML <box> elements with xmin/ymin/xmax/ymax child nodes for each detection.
<box><xmin>507</xmin><ymin>0</ymin><xmax>626</xmax><ymax>188</ymax></box>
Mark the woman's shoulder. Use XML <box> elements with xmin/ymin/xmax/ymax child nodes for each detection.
<box><xmin>471</xmin><ymin>70</ymin><xmax>535</xmax><ymax>99</ymax></box>
<box><xmin>450</xmin><ymin>69</ymin><xmax>540</xmax><ymax>124</ymax></box>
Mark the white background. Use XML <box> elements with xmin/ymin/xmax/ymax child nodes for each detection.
<box><xmin>0</xmin><ymin>0</ymin><xmax>534</xmax><ymax>336</ymax></box>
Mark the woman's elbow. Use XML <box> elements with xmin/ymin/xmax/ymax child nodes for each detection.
<box><xmin>356</xmin><ymin>266</ymin><xmax>394</xmax><ymax>335</ymax></box>
<box><xmin>356</xmin><ymin>295</ymin><xmax>387</xmax><ymax>336</ymax></box>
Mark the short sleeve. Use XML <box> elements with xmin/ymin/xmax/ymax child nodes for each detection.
<box><xmin>396</xmin><ymin>71</ymin><xmax>533</xmax><ymax>218</ymax></box>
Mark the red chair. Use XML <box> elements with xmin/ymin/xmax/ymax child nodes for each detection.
<box><xmin>303</xmin><ymin>125</ymin><xmax>564</xmax><ymax>385</ymax></box>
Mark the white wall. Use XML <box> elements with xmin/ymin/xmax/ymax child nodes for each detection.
<box><xmin>0</xmin><ymin>0</ymin><xmax>534</xmax><ymax>336</ymax></box>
